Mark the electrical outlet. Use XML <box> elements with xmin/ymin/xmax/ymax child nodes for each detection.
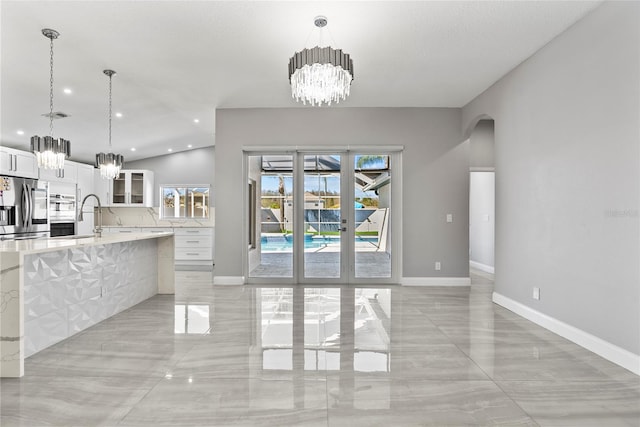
<box><xmin>446</xmin><ymin>214</ymin><xmax>453</xmax><ymax>223</ymax></box>
<box><xmin>533</xmin><ymin>287</ymin><xmax>540</xmax><ymax>300</ymax></box>
<box><xmin>435</xmin><ymin>261</ymin><xmax>441</xmax><ymax>271</ymax></box>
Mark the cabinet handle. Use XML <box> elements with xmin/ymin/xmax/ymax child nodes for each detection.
<box><xmin>120</xmin><ymin>230</ymin><xmax>133</xmax><ymax>233</ymax></box>
<box><xmin>186</xmin><ymin>253</ymin><xmax>199</xmax><ymax>256</ymax></box>
<box><xmin>186</xmin><ymin>240</ymin><xmax>200</xmax><ymax>243</ymax></box>
<box><xmin>186</xmin><ymin>230</ymin><xmax>199</xmax><ymax>233</ymax></box>
<box><xmin>12</xmin><ymin>154</ymin><xmax>16</xmax><ymax>171</ymax></box>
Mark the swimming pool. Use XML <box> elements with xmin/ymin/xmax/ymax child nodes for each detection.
<box><xmin>260</xmin><ymin>235</ymin><xmax>378</xmax><ymax>252</ymax></box>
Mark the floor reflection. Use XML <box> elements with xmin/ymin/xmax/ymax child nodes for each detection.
<box><xmin>259</xmin><ymin>288</ymin><xmax>391</xmax><ymax>373</ymax></box>
<box><xmin>174</xmin><ymin>304</ymin><xmax>210</xmax><ymax>334</ymax></box>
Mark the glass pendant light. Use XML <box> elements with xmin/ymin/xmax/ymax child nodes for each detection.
<box><xmin>30</xmin><ymin>28</ymin><xmax>71</xmax><ymax>169</ymax></box>
<box><xmin>288</xmin><ymin>17</ymin><xmax>354</xmax><ymax>106</ymax></box>
<box><xmin>96</xmin><ymin>69</ymin><xmax>124</xmax><ymax>179</ymax></box>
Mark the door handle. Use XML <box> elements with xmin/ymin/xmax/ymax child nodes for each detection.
<box><xmin>27</xmin><ymin>184</ymin><xmax>33</xmax><ymax>228</ymax></box>
<box><xmin>341</xmin><ymin>227</ymin><xmax>347</xmax><ymax>232</ymax></box>
<box><xmin>21</xmin><ymin>183</ymin><xmax>28</xmax><ymax>225</ymax></box>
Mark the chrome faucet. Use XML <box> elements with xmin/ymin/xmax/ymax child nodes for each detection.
<box><xmin>78</xmin><ymin>193</ymin><xmax>103</xmax><ymax>238</ymax></box>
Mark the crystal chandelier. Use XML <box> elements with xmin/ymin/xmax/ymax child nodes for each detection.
<box><xmin>96</xmin><ymin>69</ymin><xmax>124</xmax><ymax>179</ymax></box>
<box><xmin>288</xmin><ymin>16</ymin><xmax>354</xmax><ymax>106</ymax></box>
<box><xmin>30</xmin><ymin>29</ymin><xmax>70</xmax><ymax>170</ymax></box>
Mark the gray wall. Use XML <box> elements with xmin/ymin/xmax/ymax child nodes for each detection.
<box><xmin>463</xmin><ymin>2</ymin><xmax>639</xmax><ymax>355</ymax></box>
<box><xmin>469</xmin><ymin>120</ymin><xmax>494</xmax><ymax>169</ymax></box>
<box><xmin>215</xmin><ymin>108</ymin><xmax>469</xmax><ymax>279</ymax></box>
<box><xmin>127</xmin><ymin>146</ymin><xmax>215</xmax><ymax>207</ymax></box>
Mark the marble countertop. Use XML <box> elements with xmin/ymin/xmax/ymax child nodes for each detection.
<box><xmin>0</xmin><ymin>232</ymin><xmax>174</xmax><ymax>255</ymax></box>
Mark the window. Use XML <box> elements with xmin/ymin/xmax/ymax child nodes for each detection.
<box><xmin>160</xmin><ymin>185</ymin><xmax>210</xmax><ymax>219</ymax></box>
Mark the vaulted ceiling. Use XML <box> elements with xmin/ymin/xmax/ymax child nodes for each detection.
<box><xmin>1</xmin><ymin>1</ymin><xmax>601</xmax><ymax>164</ymax></box>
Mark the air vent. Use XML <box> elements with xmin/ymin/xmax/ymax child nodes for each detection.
<box><xmin>41</xmin><ymin>111</ymin><xmax>70</xmax><ymax>119</ymax></box>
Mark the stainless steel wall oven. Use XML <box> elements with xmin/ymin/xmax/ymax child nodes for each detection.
<box><xmin>49</xmin><ymin>192</ymin><xmax>76</xmax><ymax>237</ymax></box>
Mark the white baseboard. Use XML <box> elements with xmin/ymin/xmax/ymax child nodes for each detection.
<box><xmin>469</xmin><ymin>260</ymin><xmax>495</xmax><ymax>274</ymax></box>
<box><xmin>213</xmin><ymin>276</ymin><xmax>244</xmax><ymax>285</ymax></box>
<box><xmin>401</xmin><ymin>277</ymin><xmax>471</xmax><ymax>286</ymax></box>
<box><xmin>493</xmin><ymin>292</ymin><xmax>640</xmax><ymax>376</ymax></box>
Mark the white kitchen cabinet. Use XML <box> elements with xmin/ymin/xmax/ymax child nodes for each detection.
<box><xmin>39</xmin><ymin>160</ymin><xmax>77</xmax><ymax>183</ymax></box>
<box><xmin>104</xmin><ymin>227</ymin><xmax>139</xmax><ymax>234</ymax></box>
<box><xmin>101</xmin><ymin>226</ymin><xmax>213</xmax><ymax>268</ymax></box>
<box><xmin>0</xmin><ymin>146</ymin><xmax>38</xmax><ymax>179</ymax></box>
<box><xmin>110</xmin><ymin>170</ymin><xmax>154</xmax><ymax>207</ymax></box>
<box><xmin>93</xmin><ymin>169</ymin><xmax>111</xmax><ymax>207</ymax></box>
<box><xmin>75</xmin><ymin>163</ymin><xmax>96</xmax><ymax>236</ymax></box>
<box><xmin>174</xmin><ymin>227</ymin><xmax>214</xmax><ymax>267</ymax></box>
<box><xmin>76</xmin><ymin>212</ymin><xmax>95</xmax><ymax>236</ymax></box>
<box><xmin>141</xmin><ymin>227</ymin><xmax>174</xmax><ymax>234</ymax></box>
<box><xmin>76</xmin><ymin>163</ymin><xmax>95</xmax><ymax>207</ymax></box>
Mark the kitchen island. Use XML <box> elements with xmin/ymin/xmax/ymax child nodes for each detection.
<box><xmin>0</xmin><ymin>232</ymin><xmax>174</xmax><ymax>377</ymax></box>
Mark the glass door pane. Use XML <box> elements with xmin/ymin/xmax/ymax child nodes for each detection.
<box><xmin>248</xmin><ymin>155</ymin><xmax>294</xmax><ymax>278</ymax></box>
<box><xmin>112</xmin><ymin>172</ymin><xmax>126</xmax><ymax>204</ymax></box>
<box><xmin>303</xmin><ymin>155</ymin><xmax>341</xmax><ymax>279</ymax></box>
<box><xmin>130</xmin><ymin>172</ymin><xmax>145</xmax><ymax>204</ymax></box>
<box><xmin>354</xmin><ymin>155</ymin><xmax>391</xmax><ymax>279</ymax></box>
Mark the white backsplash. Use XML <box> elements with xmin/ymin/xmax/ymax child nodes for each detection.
<box><xmin>100</xmin><ymin>206</ymin><xmax>215</xmax><ymax>228</ymax></box>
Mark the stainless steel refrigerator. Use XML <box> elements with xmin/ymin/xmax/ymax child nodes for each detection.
<box><xmin>0</xmin><ymin>176</ymin><xmax>50</xmax><ymax>240</ymax></box>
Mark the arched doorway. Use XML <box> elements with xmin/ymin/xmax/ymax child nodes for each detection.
<box><xmin>468</xmin><ymin>119</ymin><xmax>495</xmax><ymax>284</ymax></box>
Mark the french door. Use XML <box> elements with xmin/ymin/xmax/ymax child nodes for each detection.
<box><xmin>246</xmin><ymin>150</ymin><xmax>400</xmax><ymax>284</ymax></box>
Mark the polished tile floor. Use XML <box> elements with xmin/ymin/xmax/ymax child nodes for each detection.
<box><xmin>1</xmin><ymin>270</ymin><xmax>639</xmax><ymax>426</ymax></box>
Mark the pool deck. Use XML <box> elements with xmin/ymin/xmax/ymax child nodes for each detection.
<box><xmin>249</xmin><ymin>250</ymin><xmax>392</xmax><ymax>279</ymax></box>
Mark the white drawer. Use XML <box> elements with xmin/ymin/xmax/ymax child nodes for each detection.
<box><xmin>108</xmin><ymin>227</ymin><xmax>139</xmax><ymax>233</ymax></box>
<box><xmin>175</xmin><ymin>247</ymin><xmax>212</xmax><ymax>260</ymax></box>
<box><xmin>141</xmin><ymin>227</ymin><xmax>173</xmax><ymax>234</ymax></box>
<box><xmin>174</xmin><ymin>227</ymin><xmax>213</xmax><ymax>237</ymax></box>
<box><xmin>175</xmin><ymin>235</ymin><xmax>212</xmax><ymax>248</ymax></box>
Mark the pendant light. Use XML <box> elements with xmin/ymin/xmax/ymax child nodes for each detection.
<box><xmin>30</xmin><ymin>28</ymin><xmax>71</xmax><ymax>170</ymax></box>
<box><xmin>288</xmin><ymin>16</ymin><xmax>354</xmax><ymax>106</ymax></box>
<box><xmin>96</xmin><ymin>69</ymin><xmax>124</xmax><ymax>179</ymax></box>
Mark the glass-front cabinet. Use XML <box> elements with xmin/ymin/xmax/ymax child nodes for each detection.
<box><xmin>110</xmin><ymin>170</ymin><xmax>154</xmax><ymax>207</ymax></box>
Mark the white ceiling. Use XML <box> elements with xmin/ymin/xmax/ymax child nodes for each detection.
<box><xmin>1</xmin><ymin>0</ymin><xmax>601</xmax><ymax>164</ymax></box>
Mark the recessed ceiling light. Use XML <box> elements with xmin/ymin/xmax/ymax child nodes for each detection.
<box><xmin>130</xmin><ymin>148</ymin><xmax>136</xmax><ymax>152</ymax></box>
<box><xmin>115</xmin><ymin>112</ymin><xmax>123</xmax><ymax>118</ymax></box>
<box><xmin>193</xmin><ymin>119</ymin><xmax>199</xmax><ymax>123</ymax></box>
<box><xmin>16</xmin><ymin>130</ymin><xmax>24</xmax><ymax>135</ymax></box>
<box><xmin>187</xmin><ymin>144</ymin><xmax>193</xmax><ymax>148</ymax></box>
<box><xmin>63</xmin><ymin>88</ymin><xmax>72</xmax><ymax>94</ymax></box>
<box><xmin>168</xmin><ymin>148</ymin><xmax>173</xmax><ymax>152</ymax></box>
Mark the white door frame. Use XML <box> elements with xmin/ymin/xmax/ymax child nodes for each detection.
<box><xmin>244</xmin><ymin>147</ymin><xmax>402</xmax><ymax>285</ymax></box>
